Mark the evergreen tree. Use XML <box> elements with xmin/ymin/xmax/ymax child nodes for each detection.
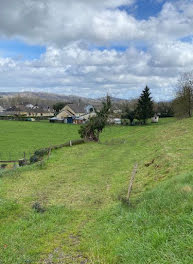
<box><xmin>136</xmin><ymin>86</ymin><xmax>154</xmax><ymax>124</ymax></box>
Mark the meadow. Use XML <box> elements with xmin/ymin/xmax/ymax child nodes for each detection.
<box><xmin>0</xmin><ymin>120</ymin><xmax>79</xmax><ymax>160</ymax></box>
<box><xmin>0</xmin><ymin>118</ymin><xmax>193</xmax><ymax>263</ymax></box>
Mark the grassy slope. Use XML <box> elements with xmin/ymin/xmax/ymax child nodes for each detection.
<box><xmin>0</xmin><ymin>120</ymin><xmax>79</xmax><ymax>160</ymax></box>
<box><xmin>0</xmin><ymin>118</ymin><xmax>193</xmax><ymax>263</ymax></box>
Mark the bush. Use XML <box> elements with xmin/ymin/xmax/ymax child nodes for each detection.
<box><xmin>34</xmin><ymin>148</ymin><xmax>50</xmax><ymax>157</ymax></box>
<box><xmin>30</xmin><ymin>140</ymin><xmax>85</xmax><ymax>164</ymax></box>
<box><xmin>121</xmin><ymin>119</ymin><xmax>130</xmax><ymax>126</ymax></box>
<box><xmin>30</xmin><ymin>155</ymin><xmax>40</xmax><ymax>164</ymax></box>
<box><xmin>1</xmin><ymin>164</ymin><xmax>7</xmax><ymax>169</ymax></box>
<box><xmin>30</xmin><ymin>148</ymin><xmax>50</xmax><ymax>164</ymax></box>
<box><xmin>79</xmin><ymin>96</ymin><xmax>111</xmax><ymax>142</ymax></box>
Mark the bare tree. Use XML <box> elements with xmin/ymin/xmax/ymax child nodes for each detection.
<box><xmin>173</xmin><ymin>71</ymin><xmax>193</xmax><ymax>118</ymax></box>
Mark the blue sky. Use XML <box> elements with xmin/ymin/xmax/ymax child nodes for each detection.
<box><xmin>119</xmin><ymin>0</ymin><xmax>166</xmax><ymax>20</ymax></box>
<box><xmin>0</xmin><ymin>0</ymin><xmax>193</xmax><ymax>100</ymax></box>
<box><xmin>0</xmin><ymin>39</ymin><xmax>46</xmax><ymax>60</ymax></box>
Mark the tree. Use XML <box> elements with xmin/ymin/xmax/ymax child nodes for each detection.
<box><xmin>53</xmin><ymin>102</ymin><xmax>66</xmax><ymax>114</ymax></box>
<box><xmin>173</xmin><ymin>72</ymin><xmax>193</xmax><ymax>118</ymax></box>
<box><xmin>155</xmin><ymin>101</ymin><xmax>174</xmax><ymax>118</ymax></box>
<box><xmin>79</xmin><ymin>96</ymin><xmax>111</xmax><ymax>142</ymax></box>
<box><xmin>121</xmin><ymin>104</ymin><xmax>136</xmax><ymax>125</ymax></box>
<box><xmin>136</xmin><ymin>86</ymin><xmax>154</xmax><ymax>124</ymax></box>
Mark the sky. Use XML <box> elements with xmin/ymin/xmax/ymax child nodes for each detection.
<box><xmin>0</xmin><ymin>0</ymin><xmax>193</xmax><ymax>101</ymax></box>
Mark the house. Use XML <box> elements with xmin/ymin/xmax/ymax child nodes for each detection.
<box><xmin>57</xmin><ymin>103</ymin><xmax>87</xmax><ymax>119</ymax></box>
<box><xmin>27</xmin><ymin>107</ymin><xmax>54</xmax><ymax>117</ymax></box>
<box><xmin>5</xmin><ymin>106</ymin><xmax>29</xmax><ymax>116</ymax></box>
<box><xmin>56</xmin><ymin>103</ymin><xmax>95</xmax><ymax>123</ymax></box>
<box><xmin>74</xmin><ymin>112</ymin><xmax>96</xmax><ymax>124</ymax></box>
<box><xmin>3</xmin><ymin>105</ymin><xmax>54</xmax><ymax>118</ymax></box>
<box><xmin>25</xmin><ymin>104</ymin><xmax>34</xmax><ymax>109</ymax></box>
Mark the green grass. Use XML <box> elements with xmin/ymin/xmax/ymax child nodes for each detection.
<box><xmin>0</xmin><ymin>120</ymin><xmax>79</xmax><ymax>160</ymax></box>
<box><xmin>0</xmin><ymin>118</ymin><xmax>193</xmax><ymax>263</ymax></box>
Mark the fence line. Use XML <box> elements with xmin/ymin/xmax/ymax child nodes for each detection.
<box><xmin>0</xmin><ymin>139</ymin><xmax>85</xmax><ymax>164</ymax></box>
<box><xmin>0</xmin><ymin>151</ymin><xmax>32</xmax><ymax>162</ymax></box>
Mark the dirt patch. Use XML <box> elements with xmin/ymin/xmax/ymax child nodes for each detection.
<box><xmin>43</xmin><ymin>248</ymin><xmax>88</xmax><ymax>264</ymax></box>
<box><xmin>43</xmin><ymin>232</ymin><xmax>88</xmax><ymax>264</ymax></box>
<box><xmin>181</xmin><ymin>185</ymin><xmax>192</xmax><ymax>193</ymax></box>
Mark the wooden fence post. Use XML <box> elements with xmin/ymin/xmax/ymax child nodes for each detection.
<box><xmin>126</xmin><ymin>163</ymin><xmax>138</xmax><ymax>202</ymax></box>
<box><xmin>48</xmin><ymin>148</ymin><xmax>51</xmax><ymax>159</ymax></box>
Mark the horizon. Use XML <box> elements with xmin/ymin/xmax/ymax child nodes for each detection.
<box><xmin>0</xmin><ymin>90</ymin><xmax>173</xmax><ymax>103</ymax></box>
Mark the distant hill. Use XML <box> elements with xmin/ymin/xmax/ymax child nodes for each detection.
<box><xmin>0</xmin><ymin>91</ymin><xmax>128</xmax><ymax>106</ymax></box>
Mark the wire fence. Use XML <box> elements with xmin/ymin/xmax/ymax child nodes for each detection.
<box><xmin>0</xmin><ymin>139</ymin><xmax>86</xmax><ymax>163</ymax></box>
<box><xmin>0</xmin><ymin>151</ymin><xmax>33</xmax><ymax>162</ymax></box>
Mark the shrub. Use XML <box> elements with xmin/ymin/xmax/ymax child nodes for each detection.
<box><xmin>79</xmin><ymin>96</ymin><xmax>111</xmax><ymax>142</ymax></box>
<box><xmin>34</xmin><ymin>148</ymin><xmax>49</xmax><ymax>157</ymax></box>
<box><xmin>30</xmin><ymin>155</ymin><xmax>40</xmax><ymax>164</ymax></box>
<box><xmin>1</xmin><ymin>164</ymin><xmax>7</xmax><ymax>169</ymax></box>
<box><xmin>121</xmin><ymin>119</ymin><xmax>130</xmax><ymax>126</ymax></box>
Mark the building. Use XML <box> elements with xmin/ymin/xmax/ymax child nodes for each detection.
<box><xmin>56</xmin><ymin>103</ymin><xmax>95</xmax><ymax>123</ymax></box>
<box><xmin>57</xmin><ymin>103</ymin><xmax>94</xmax><ymax>119</ymax></box>
<box><xmin>25</xmin><ymin>104</ymin><xmax>34</xmax><ymax>109</ymax></box>
<box><xmin>2</xmin><ymin>105</ymin><xmax>54</xmax><ymax>118</ymax></box>
<box><xmin>74</xmin><ymin>112</ymin><xmax>96</xmax><ymax>124</ymax></box>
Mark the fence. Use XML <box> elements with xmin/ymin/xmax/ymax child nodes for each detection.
<box><xmin>0</xmin><ymin>151</ymin><xmax>32</xmax><ymax>162</ymax></box>
<box><xmin>0</xmin><ymin>115</ymin><xmax>53</xmax><ymax>121</ymax></box>
<box><xmin>0</xmin><ymin>139</ymin><xmax>85</xmax><ymax>167</ymax></box>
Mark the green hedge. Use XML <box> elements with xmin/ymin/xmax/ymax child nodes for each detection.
<box><xmin>30</xmin><ymin>139</ymin><xmax>85</xmax><ymax>164</ymax></box>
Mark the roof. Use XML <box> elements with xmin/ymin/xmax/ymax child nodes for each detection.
<box><xmin>67</xmin><ymin>103</ymin><xmax>86</xmax><ymax>113</ymax></box>
<box><xmin>6</xmin><ymin>106</ymin><xmax>17</xmax><ymax>111</ymax></box>
<box><xmin>75</xmin><ymin>112</ymin><xmax>96</xmax><ymax>120</ymax></box>
<box><xmin>5</xmin><ymin>105</ymin><xmax>53</xmax><ymax>114</ymax></box>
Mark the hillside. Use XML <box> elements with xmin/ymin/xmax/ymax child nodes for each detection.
<box><xmin>0</xmin><ymin>118</ymin><xmax>193</xmax><ymax>263</ymax></box>
<box><xmin>0</xmin><ymin>92</ymin><xmax>127</xmax><ymax>106</ymax></box>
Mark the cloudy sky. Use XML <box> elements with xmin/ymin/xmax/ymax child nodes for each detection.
<box><xmin>0</xmin><ymin>0</ymin><xmax>193</xmax><ymax>100</ymax></box>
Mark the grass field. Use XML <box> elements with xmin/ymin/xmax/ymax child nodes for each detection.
<box><xmin>0</xmin><ymin>118</ymin><xmax>193</xmax><ymax>263</ymax></box>
<box><xmin>0</xmin><ymin>120</ymin><xmax>79</xmax><ymax>160</ymax></box>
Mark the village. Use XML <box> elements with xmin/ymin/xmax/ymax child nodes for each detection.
<box><xmin>0</xmin><ymin>99</ymin><xmax>160</xmax><ymax>125</ymax></box>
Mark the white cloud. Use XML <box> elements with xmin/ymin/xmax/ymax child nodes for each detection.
<box><xmin>150</xmin><ymin>41</ymin><xmax>193</xmax><ymax>68</ymax></box>
<box><xmin>0</xmin><ymin>0</ymin><xmax>193</xmax><ymax>100</ymax></box>
<box><xmin>1</xmin><ymin>41</ymin><xmax>193</xmax><ymax>100</ymax></box>
<box><xmin>0</xmin><ymin>0</ymin><xmax>193</xmax><ymax>46</ymax></box>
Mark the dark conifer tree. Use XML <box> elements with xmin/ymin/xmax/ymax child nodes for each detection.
<box><xmin>136</xmin><ymin>86</ymin><xmax>154</xmax><ymax>124</ymax></box>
